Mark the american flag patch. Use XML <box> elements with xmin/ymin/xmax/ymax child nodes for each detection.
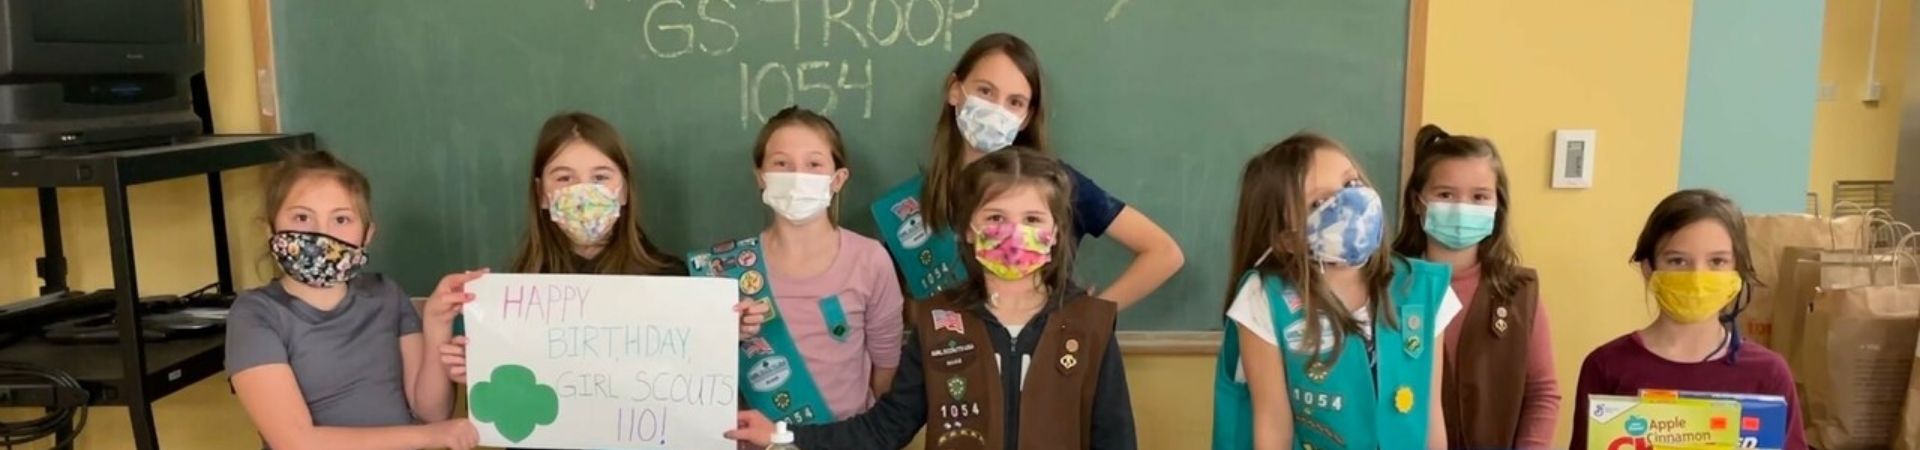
<box><xmin>742</xmin><ymin>337</ymin><xmax>774</xmax><ymax>357</ymax></box>
<box><xmin>932</xmin><ymin>309</ymin><xmax>965</xmax><ymax>334</ymax></box>
<box><xmin>891</xmin><ymin>198</ymin><xmax>921</xmax><ymax>219</ymax></box>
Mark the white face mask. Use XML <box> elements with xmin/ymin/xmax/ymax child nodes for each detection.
<box><xmin>955</xmin><ymin>94</ymin><xmax>1024</xmax><ymax>153</ymax></box>
<box><xmin>760</xmin><ymin>172</ymin><xmax>835</xmax><ymax>222</ymax></box>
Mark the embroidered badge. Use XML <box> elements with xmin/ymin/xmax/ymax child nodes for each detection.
<box><xmin>1066</xmin><ymin>338</ymin><xmax>1080</xmax><ymax>353</ymax></box>
<box><xmin>1496</xmin><ymin>305</ymin><xmax>1509</xmax><ymax>318</ymax></box>
<box><xmin>947</xmin><ymin>375</ymin><xmax>967</xmax><ymax>401</ymax></box>
<box><xmin>741</xmin><ymin>337</ymin><xmax>775</xmax><ymax>357</ymax></box>
<box><xmin>1060</xmin><ymin>354</ymin><xmax>1078</xmax><ymax>370</ymax></box>
<box><xmin>1282</xmin><ymin>289</ymin><xmax>1304</xmax><ymax>312</ymax></box>
<box><xmin>1283</xmin><ymin>317</ymin><xmax>1340</xmax><ymax>356</ymax></box>
<box><xmin>748</xmin><ymin>355</ymin><xmax>793</xmax><ymax>392</ymax></box>
<box><xmin>1404</xmin><ymin>335</ymin><xmax>1423</xmax><ymax>357</ymax></box>
<box><xmin>1494</xmin><ymin>318</ymin><xmax>1510</xmax><ymax>334</ymax></box>
<box><xmin>932</xmin><ymin>309</ymin><xmax>966</xmax><ymax>334</ymax></box>
<box><xmin>738</xmin><ymin>249</ymin><xmax>758</xmax><ymax>268</ymax></box>
<box><xmin>930</xmin><ymin>340</ymin><xmax>976</xmax><ymax>358</ymax></box>
<box><xmin>739</xmin><ymin>271</ymin><xmax>765</xmax><ymax>296</ymax></box>
<box><xmin>757</xmin><ymin>298</ymin><xmax>778</xmax><ymax>322</ymax></box>
<box><xmin>1306</xmin><ymin>361</ymin><xmax>1331</xmax><ymax>384</ymax></box>
<box><xmin>774</xmin><ymin>391</ymin><xmax>793</xmax><ymax>411</ymax></box>
<box><xmin>1395</xmin><ymin>386</ymin><xmax>1415</xmax><ymax>413</ymax></box>
<box><xmin>936</xmin><ymin>429</ymin><xmax>987</xmax><ymax>446</ymax></box>
<box><xmin>1407</xmin><ymin>314</ymin><xmax>1423</xmax><ymax>332</ymax></box>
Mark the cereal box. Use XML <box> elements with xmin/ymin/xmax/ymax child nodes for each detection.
<box><xmin>1642</xmin><ymin>390</ymin><xmax>1790</xmax><ymax>450</ymax></box>
<box><xmin>1587</xmin><ymin>394</ymin><xmax>1743</xmax><ymax>450</ymax></box>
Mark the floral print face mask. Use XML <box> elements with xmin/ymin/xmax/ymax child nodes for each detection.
<box><xmin>269</xmin><ymin>230</ymin><xmax>369</xmax><ymax>288</ymax></box>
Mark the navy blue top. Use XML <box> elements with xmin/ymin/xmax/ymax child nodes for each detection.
<box><xmin>1065</xmin><ymin>164</ymin><xmax>1126</xmax><ymax>240</ymax></box>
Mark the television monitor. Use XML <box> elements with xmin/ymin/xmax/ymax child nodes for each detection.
<box><xmin>0</xmin><ymin>0</ymin><xmax>206</xmax><ymax>154</ymax></box>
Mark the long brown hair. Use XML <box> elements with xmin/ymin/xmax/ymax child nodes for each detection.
<box><xmin>259</xmin><ymin>148</ymin><xmax>376</xmax><ymax>278</ymax></box>
<box><xmin>1628</xmin><ymin>189</ymin><xmax>1758</xmax><ymax>362</ymax></box>
<box><xmin>1224</xmin><ymin>132</ymin><xmax>1399</xmax><ymax>364</ymax></box>
<box><xmin>946</xmin><ymin>148</ymin><xmax>1077</xmax><ymax>308</ymax></box>
<box><xmin>1391</xmin><ymin>124</ymin><xmax>1524</xmax><ymax>302</ymax></box>
<box><xmin>262</xmin><ymin>148</ymin><xmax>374</xmax><ymax>233</ymax></box>
<box><xmin>922</xmin><ymin>32</ymin><xmax>1049</xmax><ymax>231</ymax></box>
<box><xmin>513</xmin><ymin>112</ymin><xmax>676</xmax><ymax>275</ymax></box>
<box><xmin>753</xmin><ymin>106</ymin><xmax>849</xmax><ymax>224</ymax></box>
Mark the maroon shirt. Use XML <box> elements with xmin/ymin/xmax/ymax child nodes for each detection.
<box><xmin>1569</xmin><ymin>333</ymin><xmax>1806</xmax><ymax>450</ymax></box>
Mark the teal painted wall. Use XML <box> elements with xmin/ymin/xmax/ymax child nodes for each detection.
<box><xmin>1679</xmin><ymin>0</ymin><xmax>1825</xmax><ymax>213</ymax></box>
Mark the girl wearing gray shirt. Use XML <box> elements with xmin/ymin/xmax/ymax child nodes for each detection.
<box><xmin>224</xmin><ymin>150</ymin><xmax>476</xmax><ymax>450</ymax></box>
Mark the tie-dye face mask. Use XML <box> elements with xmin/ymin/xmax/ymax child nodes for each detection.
<box><xmin>269</xmin><ymin>230</ymin><xmax>369</xmax><ymax>288</ymax></box>
<box><xmin>547</xmin><ymin>183</ymin><xmax>622</xmax><ymax>245</ymax></box>
<box><xmin>1304</xmin><ymin>186</ymin><xmax>1384</xmax><ymax>267</ymax></box>
<box><xmin>971</xmin><ymin>222</ymin><xmax>1055</xmax><ymax>280</ymax></box>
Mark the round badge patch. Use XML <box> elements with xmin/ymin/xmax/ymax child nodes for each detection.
<box><xmin>748</xmin><ymin>355</ymin><xmax>793</xmax><ymax>392</ymax></box>
<box><xmin>738</xmin><ymin>250</ymin><xmax>759</xmax><ymax>268</ymax></box>
<box><xmin>739</xmin><ymin>271</ymin><xmax>765</xmax><ymax>296</ymax></box>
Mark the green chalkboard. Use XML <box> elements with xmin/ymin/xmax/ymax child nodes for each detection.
<box><xmin>271</xmin><ymin>0</ymin><xmax>1409</xmax><ymax>330</ymax></box>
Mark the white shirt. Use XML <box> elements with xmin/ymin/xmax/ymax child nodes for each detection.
<box><xmin>1226</xmin><ymin>276</ymin><xmax>1460</xmax><ymax>354</ymax></box>
<box><xmin>999</xmin><ymin>323</ymin><xmax>1032</xmax><ymax>389</ymax></box>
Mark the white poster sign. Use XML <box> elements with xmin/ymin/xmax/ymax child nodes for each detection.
<box><xmin>464</xmin><ymin>274</ymin><xmax>739</xmax><ymax>449</ymax></box>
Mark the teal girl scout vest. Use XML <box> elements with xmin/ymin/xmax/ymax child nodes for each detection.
<box><xmin>1213</xmin><ymin>257</ymin><xmax>1450</xmax><ymax>450</ymax></box>
<box><xmin>688</xmin><ymin>237</ymin><xmax>836</xmax><ymax>425</ymax></box>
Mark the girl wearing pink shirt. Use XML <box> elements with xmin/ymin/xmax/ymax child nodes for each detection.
<box><xmin>687</xmin><ymin>106</ymin><xmax>906</xmax><ymax>425</ymax></box>
<box><xmin>1390</xmin><ymin>124</ymin><xmax>1559</xmax><ymax>449</ymax></box>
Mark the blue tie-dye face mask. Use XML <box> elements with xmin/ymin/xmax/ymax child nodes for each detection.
<box><xmin>1304</xmin><ymin>186</ymin><xmax>1385</xmax><ymax>266</ymax></box>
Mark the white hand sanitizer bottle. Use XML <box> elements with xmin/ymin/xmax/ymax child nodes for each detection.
<box><xmin>767</xmin><ymin>421</ymin><xmax>800</xmax><ymax>450</ymax></box>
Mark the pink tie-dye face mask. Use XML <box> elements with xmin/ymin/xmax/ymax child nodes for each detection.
<box><xmin>970</xmin><ymin>222</ymin><xmax>1056</xmax><ymax>280</ymax></box>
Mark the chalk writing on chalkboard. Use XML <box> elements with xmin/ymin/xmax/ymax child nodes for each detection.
<box><xmin>587</xmin><ymin>0</ymin><xmax>983</xmax><ymax>127</ymax></box>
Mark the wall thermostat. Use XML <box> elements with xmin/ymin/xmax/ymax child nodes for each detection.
<box><xmin>1552</xmin><ymin>129</ymin><xmax>1596</xmax><ymax>189</ymax></box>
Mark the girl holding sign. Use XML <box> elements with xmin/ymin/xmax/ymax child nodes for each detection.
<box><xmin>1389</xmin><ymin>125</ymin><xmax>1559</xmax><ymax>449</ymax></box>
<box><xmin>730</xmin><ymin>149</ymin><xmax>1138</xmax><ymax>449</ymax></box>
<box><xmin>871</xmin><ymin>32</ymin><xmax>1183</xmax><ymax>307</ymax></box>
<box><xmin>1212</xmin><ymin>132</ymin><xmax>1456</xmax><ymax>449</ymax></box>
<box><xmin>1567</xmin><ymin>190</ymin><xmax>1805</xmax><ymax>450</ymax></box>
<box><xmin>684</xmin><ymin>106</ymin><xmax>906</xmax><ymax>426</ymax></box>
<box><xmin>438</xmin><ymin>112</ymin><xmax>746</xmax><ymax>383</ymax></box>
<box><xmin>226</xmin><ymin>150</ymin><xmax>478</xmax><ymax>450</ymax></box>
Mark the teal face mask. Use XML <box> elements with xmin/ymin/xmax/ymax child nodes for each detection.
<box><xmin>1422</xmin><ymin>202</ymin><xmax>1497</xmax><ymax>250</ymax></box>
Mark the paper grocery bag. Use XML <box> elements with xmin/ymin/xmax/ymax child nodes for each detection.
<box><xmin>1743</xmin><ymin>215</ymin><xmax>1869</xmax><ymax>346</ymax></box>
<box><xmin>1802</xmin><ymin>284</ymin><xmax>1920</xmax><ymax>449</ymax></box>
<box><xmin>1773</xmin><ymin>248</ymin><xmax>1903</xmax><ymax>371</ymax></box>
<box><xmin>1899</xmin><ymin>329</ymin><xmax>1920</xmax><ymax>450</ymax></box>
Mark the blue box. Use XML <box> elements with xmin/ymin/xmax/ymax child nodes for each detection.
<box><xmin>1642</xmin><ymin>389</ymin><xmax>1789</xmax><ymax>450</ymax></box>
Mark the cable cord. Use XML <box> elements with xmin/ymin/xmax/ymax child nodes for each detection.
<box><xmin>0</xmin><ymin>361</ymin><xmax>89</xmax><ymax>449</ymax></box>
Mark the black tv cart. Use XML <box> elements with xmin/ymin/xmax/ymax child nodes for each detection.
<box><xmin>0</xmin><ymin>134</ymin><xmax>314</xmax><ymax>450</ymax></box>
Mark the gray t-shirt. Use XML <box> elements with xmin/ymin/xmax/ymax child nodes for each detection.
<box><xmin>224</xmin><ymin>273</ymin><xmax>423</xmax><ymax>431</ymax></box>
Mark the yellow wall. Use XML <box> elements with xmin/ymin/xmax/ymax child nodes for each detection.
<box><xmin>1421</xmin><ymin>0</ymin><xmax>1695</xmax><ymax>448</ymax></box>
<box><xmin>0</xmin><ymin>0</ymin><xmax>268</xmax><ymax>448</ymax></box>
<box><xmin>1810</xmin><ymin>0</ymin><xmax>1910</xmax><ymax>214</ymax></box>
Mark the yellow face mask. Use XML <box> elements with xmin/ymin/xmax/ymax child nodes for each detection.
<box><xmin>1648</xmin><ymin>271</ymin><xmax>1742</xmax><ymax>323</ymax></box>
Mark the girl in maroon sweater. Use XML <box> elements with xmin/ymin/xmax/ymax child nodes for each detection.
<box><xmin>1569</xmin><ymin>189</ymin><xmax>1806</xmax><ymax>450</ymax></box>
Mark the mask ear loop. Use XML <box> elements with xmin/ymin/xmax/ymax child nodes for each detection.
<box><xmin>1708</xmin><ymin>276</ymin><xmax>1748</xmax><ymax>364</ymax></box>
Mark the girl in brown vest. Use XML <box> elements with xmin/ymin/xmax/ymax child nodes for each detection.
<box><xmin>729</xmin><ymin>149</ymin><xmax>1139</xmax><ymax>450</ymax></box>
<box><xmin>1390</xmin><ymin>125</ymin><xmax>1559</xmax><ymax>449</ymax></box>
